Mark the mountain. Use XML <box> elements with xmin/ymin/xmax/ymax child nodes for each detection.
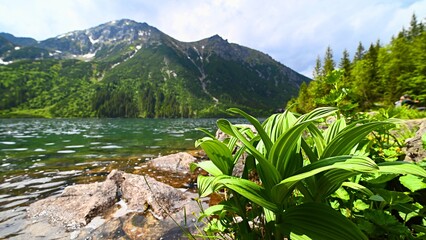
<box><xmin>0</xmin><ymin>19</ymin><xmax>310</xmax><ymax>118</ymax></box>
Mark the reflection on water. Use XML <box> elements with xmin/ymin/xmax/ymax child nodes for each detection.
<box><xmin>0</xmin><ymin>118</ymin><xmax>247</xmax><ymax>238</ymax></box>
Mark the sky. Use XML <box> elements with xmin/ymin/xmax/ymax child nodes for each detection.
<box><xmin>0</xmin><ymin>0</ymin><xmax>425</xmax><ymax>77</ymax></box>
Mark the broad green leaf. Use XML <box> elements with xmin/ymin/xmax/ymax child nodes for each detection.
<box><xmin>399</xmin><ymin>174</ymin><xmax>426</xmax><ymax>192</ymax></box>
<box><xmin>290</xmin><ymin>233</ymin><xmax>312</xmax><ymax>240</ymax></box>
<box><xmin>217</xmin><ymin>119</ymin><xmax>281</xmax><ymax>190</ymax></box>
<box><xmin>197</xmin><ymin>175</ymin><xmax>216</xmax><ymax>197</ymax></box>
<box><xmin>263</xmin><ymin>208</ymin><xmax>276</xmax><ymax>223</ymax></box>
<box><xmin>369</xmin><ymin>194</ymin><xmax>385</xmax><ymax>202</ymax></box>
<box><xmin>394</xmin><ymin>202</ymin><xmax>423</xmax><ymax>223</ymax></box>
<box><xmin>262</xmin><ymin>110</ymin><xmax>297</xmax><ymax>144</ymax></box>
<box><xmin>296</xmin><ymin>107</ymin><xmax>338</xmax><ymax>124</ymax></box>
<box><xmin>306</xmin><ymin>124</ymin><xmax>326</xmax><ymax>160</ymax></box>
<box><xmin>353</xmin><ymin>199</ymin><xmax>370</xmax><ymax>211</ymax></box>
<box><xmin>378</xmin><ymin>161</ymin><xmax>426</xmax><ymax>178</ymax></box>
<box><xmin>301</xmin><ymin>138</ymin><xmax>318</xmax><ymax>163</ymax></box>
<box><xmin>193</xmin><ymin>161</ymin><xmax>223</xmax><ymax>176</ymax></box>
<box><xmin>227</xmin><ymin>108</ymin><xmax>273</xmax><ymax>153</ymax></box>
<box><xmin>333</xmin><ymin>187</ymin><xmax>350</xmax><ymax>201</ymax></box>
<box><xmin>364</xmin><ymin>173</ymin><xmax>399</xmax><ymax>184</ymax></box>
<box><xmin>272</xmin><ymin>156</ymin><xmax>378</xmax><ymax>203</ymax></box>
<box><xmin>341</xmin><ymin>181</ymin><xmax>374</xmax><ymax>197</ymax></box>
<box><xmin>280</xmin><ymin>202</ymin><xmax>367</xmax><ymax>240</ymax></box>
<box><xmin>198</xmin><ymin>138</ymin><xmax>233</xmax><ymax>175</ymax></box>
<box><xmin>374</xmin><ymin>188</ymin><xmax>412</xmax><ymax>205</ymax></box>
<box><xmin>195</xmin><ymin>127</ymin><xmax>216</xmax><ymax>139</ymax></box>
<box><xmin>269</xmin><ymin>122</ymin><xmax>311</xmax><ymax>179</ymax></box>
<box><xmin>314</xmin><ymin>170</ymin><xmax>359</xmax><ymax>200</ymax></box>
<box><xmin>321</xmin><ymin>121</ymin><xmax>395</xmax><ymax>158</ymax></box>
<box><xmin>422</xmin><ymin>133</ymin><xmax>426</xmax><ymax>148</ymax></box>
<box><xmin>323</xmin><ymin>118</ymin><xmax>346</xmax><ymax>144</ymax></box>
<box><xmin>199</xmin><ymin>204</ymin><xmax>239</xmax><ymax>221</ymax></box>
<box><xmin>216</xmin><ymin>177</ymin><xmax>279</xmax><ymax>212</ymax></box>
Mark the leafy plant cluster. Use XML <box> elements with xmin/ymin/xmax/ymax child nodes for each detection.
<box><xmin>191</xmin><ymin>107</ymin><xmax>426</xmax><ymax>239</ymax></box>
<box><xmin>289</xmin><ymin>14</ymin><xmax>426</xmax><ymax>114</ymax></box>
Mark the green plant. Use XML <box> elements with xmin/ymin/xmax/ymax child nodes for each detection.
<box><xmin>191</xmin><ymin>107</ymin><xmax>426</xmax><ymax>239</ymax></box>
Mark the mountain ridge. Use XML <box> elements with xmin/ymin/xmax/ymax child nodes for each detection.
<box><xmin>0</xmin><ymin>19</ymin><xmax>310</xmax><ymax>118</ymax></box>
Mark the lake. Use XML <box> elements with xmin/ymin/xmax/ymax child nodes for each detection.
<box><xmin>0</xmin><ymin>118</ymin><xmax>246</xmax><ymax>238</ymax></box>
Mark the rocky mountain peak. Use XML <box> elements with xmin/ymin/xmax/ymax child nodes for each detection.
<box><xmin>39</xmin><ymin>19</ymin><xmax>160</xmax><ymax>57</ymax></box>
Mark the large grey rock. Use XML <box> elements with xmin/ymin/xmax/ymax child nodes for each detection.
<box><xmin>25</xmin><ymin>169</ymin><xmax>203</xmax><ymax>239</ymax></box>
<box><xmin>120</xmin><ymin>171</ymin><xmax>186</xmax><ymax>218</ymax></box>
<box><xmin>404</xmin><ymin>118</ymin><xmax>426</xmax><ymax>162</ymax></box>
<box><xmin>28</xmin><ymin>170</ymin><xmax>120</xmax><ymax>231</ymax></box>
<box><xmin>147</xmin><ymin>152</ymin><xmax>197</xmax><ymax>173</ymax></box>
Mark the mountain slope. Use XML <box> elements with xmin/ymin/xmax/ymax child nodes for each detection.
<box><xmin>0</xmin><ymin>19</ymin><xmax>310</xmax><ymax>118</ymax></box>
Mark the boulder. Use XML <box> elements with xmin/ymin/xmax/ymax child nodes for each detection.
<box><xmin>28</xmin><ymin>170</ymin><xmax>120</xmax><ymax>231</ymax></box>
<box><xmin>120</xmin><ymin>171</ymin><xmax>186</xmax><ymax>218</ymax></box>
<box><xmin>26</xmin><ymin>169</ymin><xmax>205</xmax><ymax>239</ymax></box>
<box><xmin>404</xmin><ymin>118</ymin><xmax>426</xmax><ymax>162</ymax></box>
<box><xmin>147</xmin><ymin>152</ymin><xmax>196</xmax><ymax>174</ymax></box>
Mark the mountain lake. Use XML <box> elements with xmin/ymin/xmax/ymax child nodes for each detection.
<box><xmin>0</xmin><ymin>118</ymin><xmax>248</xmax><ymax>238</ymax></box>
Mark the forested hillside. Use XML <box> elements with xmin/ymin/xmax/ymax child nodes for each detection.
<box><xmin>0</xmin><ymin>19</ymin><xmax>309</xmax><ymax>118</ymax></box>
<box><xmin>289</xmin><ymin>14</ymin><xmax>426</xmax><ymax>114</ymax></box>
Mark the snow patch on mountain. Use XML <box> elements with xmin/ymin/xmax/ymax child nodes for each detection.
<box><xmin>0</xmin><ymin>58</ymin><xmax>12</xmax><ymax>65</ymax></box>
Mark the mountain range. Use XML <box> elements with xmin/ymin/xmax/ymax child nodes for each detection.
<box><xmin>0</xmin><ymin>19</ymin><xmax>310</xmax><ymax>118</ymax></box>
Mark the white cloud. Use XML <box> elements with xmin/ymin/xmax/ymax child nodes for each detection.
<box><xmin>1</xmin><ymin>0</ymin><xmax>425</xmax><ymax>77</ymax></box>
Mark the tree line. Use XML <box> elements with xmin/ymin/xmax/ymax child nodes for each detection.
<box><xmin>288</xmin><ymin>14</ymin><xmax>426</xmax><ymax>114</ymax></box>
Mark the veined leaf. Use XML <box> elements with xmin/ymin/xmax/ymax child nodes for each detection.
<box><xmin>374</xmin><ymin>188</ymin><xmax>413</xmax><ymax>205</ymax></box>
<box><xmin>263</xmin><ymin>207</ymin><xmax>276</xmax><ymax>223</ymax></box>
<box><xmin>399</xmin><ymin>174</ymin><xmax>426</xmax><ymax>192</ymax></box>
<box><xmin>193</xmin><ymin>161</ymin><xmax>223</xmax><ymax>176</ymax></box>
<box><xmin>301</xmin><ymin>138</ymin><xmax>318</xmax><ymax>163</ymax></box>
<box><xmin>263</xmin><ymin>110</ymin><xmax>297</xmax><ymax>144</ymax></box>
<box><xmin>378</xmin><ymin>161</ymin><xmax>426</xmax><ymax>178</ymax></box>
<box><xmin>341</xmin><ymin>181</ymin><xmax>374</xmax><ymax>197</ymax></box>
<box><xmin>199</xmin><ymin>204</ymin><xmax>239</xmax><ymax>221</ymax></box>
<box><xmin>269</xmin><ymin>122</ymin><xmax>311</xmax><ymax>179</ymax></box>
<box><xmin>216</xmin><ymin>176</ymin><xmax>279</xmax><ymax>212</ymax></box>
<box><xmin>394</xmin><ymin>202</ymin><xmax>423</xmax><ymax>223</ymax></box>
<box><xmin>217</xmin><ymin>119</ymin><xmax>281</xmax><ymax>190</ymax></box>
<box><xmin>227</xmin><ymin>108</ymin><xmax>273</xmax><ymax>153</ymax></box>
<box><xmin>198</xmin><ymin>138</ymin><xmax>233</xmax><ymax>175</ymax></box>
<box><xmin>195</xmin><ymin>127</ymin><xmax>216</xmax><ymax>139</ymax></box>
<box><xmin>296</xmin><ymin>107</ymin><xmax>338</xmax><ymax>124</ymax></box>
<box><xmin>324</xmin><ymin>118</ymin><xmax>346</xmax><ymax>144</ymax></box>
<box><xmin>321</xmin><ymin>121</ymin><xmax>395</xmax><ymax>158</ymax></box>
<box><xmin>197</xmin><ymin>175</ymin><xmax>216</xmax><ymax>197</ymax></box>
<box><xmin>272</xmin><ymin>156</ymin><xmax>378</xmax><ymax>203</ymax></box>
<box><xmin>280</xmin><ymin>202</ymin><xmax>367</xmax><ymax>240</ymax></box>
<box><xmin>306</xmin><ymin>124</ymin><xmax>325</xmax><ymax>160</ymax></box>
<box><xmin>314</xmin><ymin>170</ymin><xmax>358</xmax><ymax>201</ymax></box>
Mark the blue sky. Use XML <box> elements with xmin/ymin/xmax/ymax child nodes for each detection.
<box><xmin>0</xmin><ymin>0</ymin><xmax>425</xmax><ymax>77</ymax></box>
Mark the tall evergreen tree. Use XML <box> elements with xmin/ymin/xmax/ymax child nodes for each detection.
<box><xmin>354</xmin><ymin>42</ymin><xmax>365</xmax><ymax>62</ymax></box>
<box><xmin>408</xmin><ymin>14</ymin><xmax>420</xmax><ymax>38</ymax></box>
<box><xmin>339</xmin><ymin>49</ymin><xmax>351</xmax><ymax>81</ymax></box>
<box><xmin>322</xmin><ymin>46</ymin><xmax>335</xmax><ymax>76</ymax></box>
<box><xmin>313</xmin><ymin>55</ymin><xmax>322</xmax><ymax>80</ymax></box>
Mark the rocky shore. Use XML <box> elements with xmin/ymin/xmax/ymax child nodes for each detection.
<box><xmin>21</xmin><ymin>119</ymin><xmax>426</xmax><ymax>239</ymax></box>
<box><xmin>22</xmin><ymin>152</ymin><xmax>206</xmax><ymax>240</ymax></box>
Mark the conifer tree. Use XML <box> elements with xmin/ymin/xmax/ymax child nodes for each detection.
<box><xmin>354</xmin><ymin>42</ymin><xmax>365</xmax><ymax>62</ymax></box>
<box><xmin>339</xmin><ymin>49</ymin><xmax>351</xmax><ymax>81</ymax></box>
<box><xmin>313</xmin><ymin>55</ymin><xmax>322</xmax><ymax>80</ymax></box>
<box><xmin>322</xmin><ymin>46</ymin><xmax>335</xmax><ymax>76</ymax></box>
